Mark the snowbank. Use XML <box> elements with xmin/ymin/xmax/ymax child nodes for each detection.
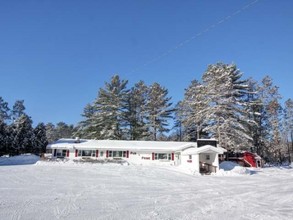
<box><xmin>162</xmin><ymin>165</ymin><xmax>201</xmax><ymax>176</ymax></box>
<box><xmin>35</xmin><ymin>158</ymin><xmax>129</xmax><ymax>167</ymax></box>
<box><xmin>216</xmin><ymin>161</ymin><xmax>251</xmax><ymax>176</ymax></box>
<box><xmin>0</xmin><ymin>154</ymin><xmax>39</xmax><ymax>166</ymax></box>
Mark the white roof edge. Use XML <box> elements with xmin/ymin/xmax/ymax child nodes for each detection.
<box><xmin>46</xmin><ymin>139</ymin><xmax>196</xmax><ymax>151</ymax></box>
<box><xmin>182</xmin><ymin>145</ymin><xmax>226</xmax><ymax>155</ymax></box>
<box><xmin>46</xmin><ymin>139</ymin><xmax>223</xmax><ymax>153</ymax></box>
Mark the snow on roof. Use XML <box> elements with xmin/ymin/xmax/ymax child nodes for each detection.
<box><xmin>182</xmin><ymin>145</ymin><xmax>226</xmax><ymax>155</ymax></box>
<box><xmin>47</xmin><ymin>139</ymin><xmax>198</xmax><ymax>152</ymax></box>
<box><xmin>197</xmin><ymin>138</ymin><xmax>217</xmax><ymax>141</ymax></box>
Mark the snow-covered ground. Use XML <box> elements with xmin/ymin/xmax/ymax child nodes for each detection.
<box><xmin>0</xmin><ymin>158</ymin><xmax>293</xmax><ymax>220</ymax></box>
<box><xmin>0</xmin><ymin>154</ymin><xmax>39</xmax><ymax>166</ymax></box>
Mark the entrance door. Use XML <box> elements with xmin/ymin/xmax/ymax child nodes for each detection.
<box><xmin>175</xmin><ymin>153</ymin><xmax>181</xmax><ymax>165</ymax></box>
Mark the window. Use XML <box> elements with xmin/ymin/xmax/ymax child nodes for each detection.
<box><xmin>100</xmin><ymin>151</ymin><xmax>104</xmax><ymax>157</ymax></box>
<box><xmin>108</xmin><ymin>151</ymin><xmax>112</xmax><ymax>157</ymax></box>
<box><xmin>189</xmin><ymin>155</ymin><xmax>192</xmax><ymax>160</ymax></box>
<box><xmin>154</xmin><ymin>153</ymin><xmax>171</xmax><ymax>160</ymax></box>
<box><xmin>56</xmin><ymin>149</ymin><xmax>66</xmax><ymax>158</ymax></box>
<box><xmin>113</xmin><ymin>151</ymin><xmax>122</xmax><ymax>157</ymax></box>
<box><xmin>78</xmin><ymin>150</ymin><xmax>96</xmax><ymax>157</ymax></box>
<box><xmin>108</xmin><ymin>151</ymin><xmax>127</xmax><ymax>158</ymax></box>
<box><xmin>206</xmin><ymin>154</ymin><xmax>210</xmax><ymax>160</ymax></box>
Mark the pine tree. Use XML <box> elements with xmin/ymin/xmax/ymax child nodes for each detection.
<box><xmin>0</xmin><ymin>97</ymin><xmax>10</xmax><ymax>155</ymax></box>
<box><xmin>178</xmin><ymin>80</ymin><xmax>208</xmax><ymax>141</ymax></box>
<box><xmin>33</xmin><ymin>123</ymin><xmax>48</xmax><ymax>155</ymax></box>
<box><xmin>245</xmin><ymin>78</ymin><xmax>263</xmax><ymax>155</ymax></box>
<box><xmin>12</xmin><ymin>115</ymin><xmax>34</xmax><ymax>155</ymax></box>
<box><xmin>4</xmin><ymin>124</ymin><xmax>14</xmax><ymax>155</ymax></box>
<box><xmin>55</xmin><ymin>122</ymin><xmax>75</xmax><ymax>139</ymax></box>
<box><xmin>92</xmin><ymin>75</ymin><xmax>129</xmax><ymax>139</ymax></box>
<box><xmin>0</xmin><ymin>120</ymin><xmax>8</xmax><ymax>155</ymax></box>
<box><xmin>124</xmin><ymin>81</ymin><xmax>149</xmax><ymax>140</ymax></box>
<box><xmin>173</xmin><ymin>102</ymin><xmax>184</xmax><ymax>141</ymax></box>
<box><xmin>284</xmin><ymin>99</ymin><xmax>293</xmax><ymax>163</ymax></box>
<box><xmin>201</xmin><ymin>63</ymin><xmax>254</xmax><ymax>150</ymax></box>
<box><xmin>45</xmin><ymin>123</ymin><xmax>58</xmax><ymax>143</ymax></box>
<box><xmin>74</xmin><ymin>103</ymin><xmax>97</xmax><ymax>139</ymax></box>
<box><xmin>258</xmin><ymin>76</ymin><xmax>283</xmax><ymax>162</ymax></box>
<box><xmin>0</xmin><ymin>97</ymin><xmax>10</xmax><ymax>122</ymax></box>
<box><xmin>11</xmin><ymin>100</ymin><xmax>26</xmax><ymax>121</ymax></box>
<box><xmin>145</xmin><ymin>83</ymin><xmax>174</xmax><ymax>141</ymax></box>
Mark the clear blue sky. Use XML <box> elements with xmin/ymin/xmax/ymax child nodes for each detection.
<box><xmin>0</xmin><ymin>0</ymin><xmax>292</xmax><ymax>126</ymax></box>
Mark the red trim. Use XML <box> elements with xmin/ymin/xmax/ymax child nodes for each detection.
<box><xmin>152</xmin><ymin>153</ymin><xmax>155</xmax><ymax>160</ymax></box>
<box><xmin>66</xmin><ymin>150</ymin><xmax>69</xmax><ymax>157</ymax></box>
<box><xmin>75</xmin><ymin>149</ymin><xmax>78</xmax><ymax>157</ymax></box>
<box><xmin>96</xmin><ymin>150</ymin><xmax>99</xmax><ymax>157</ymax></box>
<box><xmin>106</xmin><ymin>150</ymin><xmax>108</xmax><ymax>158</ymax></box>
<box><xmin>171</xmin><ymin>153</ymin><xmax>174</xmax><ymax>161</ymax></box>
<box><xmin>126</xmin><ymin>151</ymin><xmax>129</xmax><ymax>158</ymax></box>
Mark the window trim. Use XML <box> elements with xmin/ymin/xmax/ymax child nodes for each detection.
<box><xmin>56</xmin><ymin>149</ymin><xmax>67</xmax><ymax>158</ymax></box>
<box><xmin>107</xmin><ymin>150</ymin><xmax>128</xmax><ymax>158</ymax></box>
<box><xmin>77</xmin><ymin>150</ymin><xmax>96</xmax><ymax>157</ymax></box>
<box><xmin>154</xmin><ymin>153</ymin><xmax>172</xmax><ymax>161</ymax></box>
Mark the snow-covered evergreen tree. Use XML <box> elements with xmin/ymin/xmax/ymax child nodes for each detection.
<box><xmin>12</xmin><ymin>114</ymin><xmax>34</xmax><ymax>155</ymax></box>
<box><xmin>0</xmin><ymin>120</ymin><xmax>8</xmax><ymax>155</ymax></box>
<box><xmin>91</xmin><ymin>75</ymin><xmax>129</xmax><ymax>139</ymax></box>
<box><xmin>45</xmin><ymin>122</ymin><xmax>75</xmax><ymax>143</ymax></box>
<box><xmin>11</xmin><ymin>100</ymin><xmax>26</xmax><ymax>121</ymax></box>
<box><xmin>33</xmin><ymin>123</ymin><xmax>48</xmax><ymax>154</ymax></box>
<box><xmin>245</xmin><ymin>78</ymin><xmax>264</xmax><ymax>155</ymax></box>
<box><xmin>0</xmin><ymin>97</ymin><xmax>10</xmax><ymax>155</ymax></box>
<box><xmin>55</xmin><ymin>122</ymin><xmax>75</xmax><ymax>139</ymax></box>
<box><xmin>124</xmin><ymin>81</ymin><xmax>149</xmax><ymax>140</ymax></box>
<box><xmin>258</xmin><ymin>76</ymin><xmax>283</xmax><ymax>162</ymax></box>
<box><xmin>45</xmin><ymin>123</ymin><xmax>58</xmax><ymax>143</ymax></box>
<box><xmin>178</xmin><ymin>80</ymin><xmax>208</xmax><ymax>141</ymax></box>
<box><xmin>283</xmin><ymin>99</ymin><xmax>293</xmax><ymax>162</ymax></box>
<box><xmin>0</xmin><ymin>97</ymin><xmax>10</xmax><ymax>122</ymax></box>
<box><xmin>173</xmin><ymin>102</ymin><xmax>184</xmax><ymax>141</ymax></box>
<box><xmin>145</xmin><ymin>83</ymin><xmax>174</xmax><ymax>141</ymax></box>
<box><xmin>4</xmin><ymin>124</ymin><xmax>14</xmax><ymax>155</ymax></box>
<box><xmin>201</xmin><ymin>63</ymin><xmax>254</xmax><ymax>150</ymax></box>
<box><xmin>74</xmin><ymin>103</ymin><xmax>97</xmax><ymax>139</ymax></box>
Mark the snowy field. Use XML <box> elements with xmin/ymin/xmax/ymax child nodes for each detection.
<box><xmin>1</xmin><ymin>158</ymin><xmax>293</xmax><ymax>220</ymax></box>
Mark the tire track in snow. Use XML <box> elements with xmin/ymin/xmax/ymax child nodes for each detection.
<box><xmin>10</xmin><ymin>199</ymin><xmax>33</xmax><ymax>220</ymax></box>
<box><xmin>53</xmin><ymin>191</ymin><xmax>82</xmax><ymax>219</ymax></box>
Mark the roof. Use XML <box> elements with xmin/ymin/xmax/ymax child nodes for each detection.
<box><xmin>47</xmin><ymin>139</ymin><xmax>197</xmax><ymax>152</ymax></box>
<box><xmin>47</xmin><ymin>139</ymin><xmax>226</xmax><ymax>154</ymax></box>
<box><xmin>182</xmin><ymin>145</ymin><xmax>227</xmax><ymax>155</ymax></box>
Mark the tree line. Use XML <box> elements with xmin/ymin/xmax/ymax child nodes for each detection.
<box><xmin>1</xmin><ymin>62</ymin><xmax>292</xmax><ymax>163</ymax></box>
<box><xmin>74</xmin><ymin>76</ymin><xmax>173</xmax><ymax>141</ymax></box>
<box><xmin>0</xmin><ymin>99</ymin><xmax>75</xmax><ymax>156</ymax></box>
<box><xmin>172</xmin><ymin>63</ymin><xmax>292</xmax><ymax>163</ymax></box>
<box><xmin>75</xmin><ymin>63</ymin><xmax>292</xmax><ymax>163</ymax></box>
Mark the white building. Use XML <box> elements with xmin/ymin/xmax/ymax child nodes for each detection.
<box><xmin>47</xmin><ymin>139</ymin><xmax>226</xmax><ymax>174</ymax></box>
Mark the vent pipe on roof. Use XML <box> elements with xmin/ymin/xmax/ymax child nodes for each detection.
<box><xmin>74</xmin><ymin>137</ymin><xmax>80</xmax><ymax>143</ymax></box>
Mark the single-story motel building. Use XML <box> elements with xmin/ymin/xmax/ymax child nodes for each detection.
<box><xmin>47</xmin><ymin>139</ymin><xmax>227</xmax><ymax>174</ymax></box>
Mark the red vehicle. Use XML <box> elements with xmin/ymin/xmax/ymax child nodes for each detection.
<box><xmin>226</xmin><ymin>151</ymin><xmax>263</xmax><ymax>168</ymax></box>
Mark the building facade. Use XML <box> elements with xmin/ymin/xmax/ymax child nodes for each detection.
<box><xmin>47</xmin><ymin>139</ymin><xmax>226</xmax><ymax>174</ymax></box>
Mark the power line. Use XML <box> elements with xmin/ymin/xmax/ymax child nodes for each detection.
<box><xmin>129</xmin><ymin>0</ymin><xmax>260</xmax><ymax>75</ymax></box>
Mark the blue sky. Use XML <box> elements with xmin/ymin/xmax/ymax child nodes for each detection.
<box><xmin>0</xmin><ymin>0</ymin><xmax>292</xmax><ymax>126</ymax></box>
